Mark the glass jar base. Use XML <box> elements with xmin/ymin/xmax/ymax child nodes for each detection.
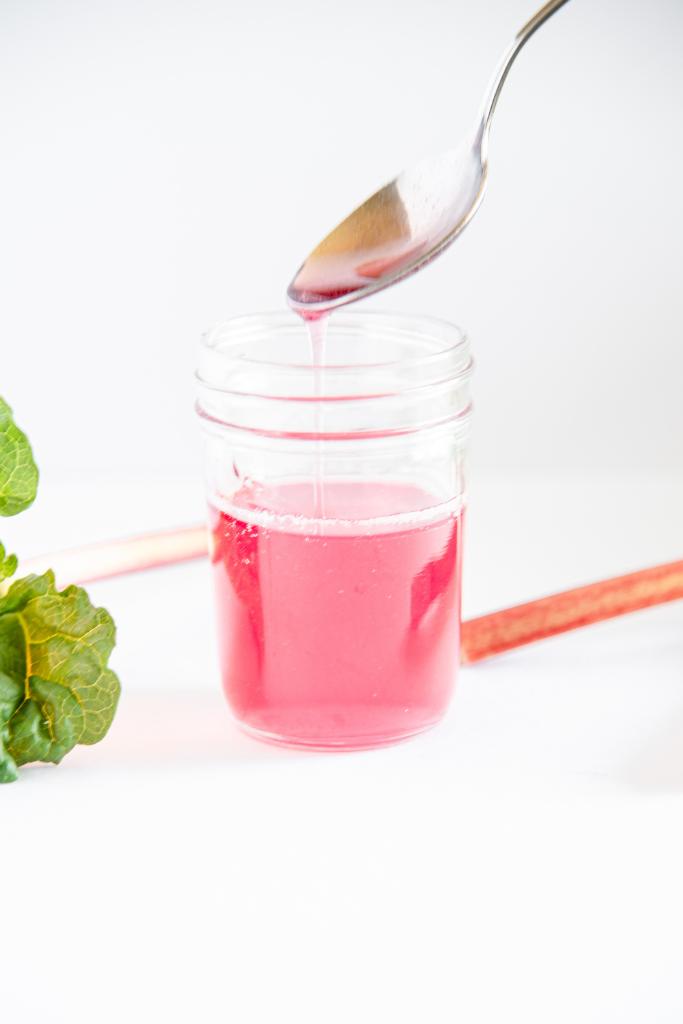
<box><xmin>234</xmin><ymin>713</ymin><xmax>445</xmax><ymax>752</ymax></box>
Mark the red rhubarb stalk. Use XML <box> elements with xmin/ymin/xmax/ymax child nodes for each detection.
<box><xmin>19</xmin><ymin>527</ymin><xmax>683</xmax><ymax>663</ymax></box>
<box><xmin>460</xmin><ymin>559</ymin><xmax>683</xmax><ymax>663</ymax></box>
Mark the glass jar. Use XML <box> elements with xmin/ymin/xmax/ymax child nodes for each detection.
<box><xmin>196</xmin><ymin>311</ymin><xmax>473</xmax><ymax>749</ymax></box>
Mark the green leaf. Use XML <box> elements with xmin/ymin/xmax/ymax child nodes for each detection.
<box><xmin>0</xmin><ymin>671</ymin><xmax>22</xmax><ymax>783</ymax></box>
<box><xmin>0</xmin><ymin>541</ymin><xmax>17</xmax><ymax>583</ymax></box>
<box><xmin>0</xmin><ymin>396</ymin><xmax>39</xmax><ymax>516</ymax></box>
<box><xmin>9</xmin><ymin>677</ymin><xmax>85</xmax><ymax>766</ymax></box>
<box><xmin>0</xmin><ymin>571</ymin><xmax>121</xmax><ymax>779</ymax></box>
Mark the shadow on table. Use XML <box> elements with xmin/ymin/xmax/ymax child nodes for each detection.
<box><xmin>73</xmin><ymin>690</ymin><xmax>306</xmax><ymax>771</ymax></box>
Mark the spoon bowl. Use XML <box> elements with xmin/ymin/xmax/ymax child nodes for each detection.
<box><xmin>288</xmin><ymin>0</ymin><xmax>571</xmax><ymax>315</ymax></box>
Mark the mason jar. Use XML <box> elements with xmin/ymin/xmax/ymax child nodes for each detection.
<box><xmin>196</xmin><ymin>311</ymin><xmax>472</xmax><ymax>749</ymax></box>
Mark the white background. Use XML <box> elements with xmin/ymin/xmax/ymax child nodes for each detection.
<box><xmin>2</xmin><ymin>2</ymin><xmax>683</xmax><ymax>1022</ymax></box>
<box><xmin>4</xmin><ymin>476</ymin><xmax>683</xmax><ymax>1023</ymax></box>
<box><xmin>1</xmin><ymin>0</ymin><xmax>682</xmax><ymax>478</ymax></box>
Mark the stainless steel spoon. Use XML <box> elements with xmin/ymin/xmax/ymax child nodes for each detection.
<box><xmin>288</xmin><ymin>0</ymin><xmax>571</xmax><ymax>315</ymax></box>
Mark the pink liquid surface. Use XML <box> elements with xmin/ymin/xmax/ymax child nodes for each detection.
<box><xmin>210</xmin><ymin>480</ymin><xmax>462</xmax><ymax>749</ymax></box>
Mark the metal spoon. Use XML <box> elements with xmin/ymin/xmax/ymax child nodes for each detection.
<box><xmin>288</xmin><ymin>0</ymin><xmax>571</xmax><ymax>315</ymax></box>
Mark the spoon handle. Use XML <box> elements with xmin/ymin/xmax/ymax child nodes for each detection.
<box><xmin>479</xmin><ymin>0</ymin><xmax>571</xmax><ymax>141</ymax></box>
<box><xmin>518</xmin><ymin>0</ymin><xmax>572</xmax><ymax>39</ymax></box>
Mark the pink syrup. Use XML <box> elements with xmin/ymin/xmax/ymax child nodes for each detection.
<box><xmin>209</xmin><ymin>480</ymin><xmax>462</xmax><ymax>748</ymax></box>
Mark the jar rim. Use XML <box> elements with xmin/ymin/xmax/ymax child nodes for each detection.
<box><xmin>196</xmin><ymin>310</ymin><xmax>472</xmax><ymax>442</ymax></box>
<box><xmin>198</xmin><ymin>310</ymin><xmax>469</xmax><ymax>380</ymax></box>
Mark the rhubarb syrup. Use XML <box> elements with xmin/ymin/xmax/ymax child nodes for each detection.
<box><xmin>210</xmin><ymin>480</ymin><xmax>462</xmax><ymax>748</ymax></box>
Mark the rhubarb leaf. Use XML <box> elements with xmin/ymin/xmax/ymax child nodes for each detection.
<box><xmin>0</xmin><ymin>396</ymin><xmax>39</xmax><ymax>516</ymax></box>
<box><xmin>0</xmin><ymin>571</ymin><xmax>120</xmax><ymax>778</ymax></box>
<box><xmin>0</xmin><ymin>541</ymin><xmax>17</xmax><ymax>582</ymax></box>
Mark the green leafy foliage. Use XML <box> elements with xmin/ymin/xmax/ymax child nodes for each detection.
<box><xmin>0</xmin><ymin>541</ymin><xmax>17</xmax><ymax>583</ymax></box>
<box><xmin>0</xmin><ymin>396</ymin><xmax>120</xmax><ymax>782</ymax></box>
<box><xmin>0</xmin><ymin>397</ymin><xmax>39</xmax><ymax>516</ymax></box>
<box><xmin>0</xmin><ymin>571</ymin><xmax>121</xmax><ymax>782</ymax></box>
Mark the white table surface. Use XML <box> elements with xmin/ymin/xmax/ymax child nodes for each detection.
<box><xmin>4</xmin><ymin>475</ymin><xmax>683</xmax><ymax>1023</ymax></box>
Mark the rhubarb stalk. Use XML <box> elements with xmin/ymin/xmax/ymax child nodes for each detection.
<box><xmin>19</xmin><ymin>527</ymin><xmax>683</xmax><ymax>664</ymax></box>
